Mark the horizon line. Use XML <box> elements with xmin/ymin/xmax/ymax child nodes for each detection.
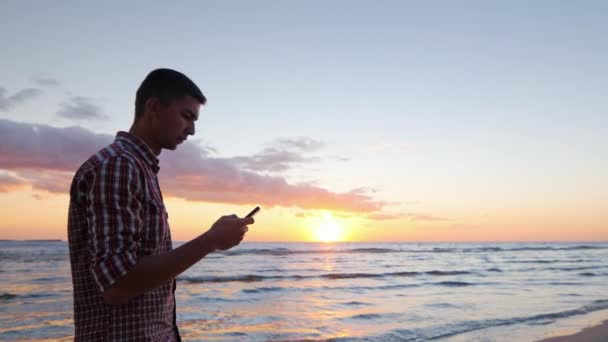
<box><xmin>2</xmin><ymin>239</ymin><xmax>607</xmax><ymax>244</ymax></box>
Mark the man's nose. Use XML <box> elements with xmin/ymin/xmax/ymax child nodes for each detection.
<box><xmin>187</xmin><ymin>123</ymin><xmax>195</xmax><ymax>136</ymax></box>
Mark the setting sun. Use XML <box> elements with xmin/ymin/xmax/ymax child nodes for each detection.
<box><xmin>312</xmin><ymin>212</ymin><xmax>344</xmax><ymax>242</ymax></box>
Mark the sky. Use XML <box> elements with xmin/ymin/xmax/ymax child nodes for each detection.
<box><xmin>1</xmin><ymin>1</ymin><xmax>606</xmax><ymax>242</ymax></box>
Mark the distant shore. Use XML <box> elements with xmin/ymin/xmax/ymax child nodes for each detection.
<box><xmin>538</xmin><ymin>320</ymin><xmax>608</xmax><ymax>342</ymax></box>
<box><xmin>0</xmin><ymin>239</ymin><xmax>63</xmax><ymax>242</ymax></box>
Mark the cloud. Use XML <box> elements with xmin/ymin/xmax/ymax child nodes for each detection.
<box><xmin>33</xmin><ymin>77</ymin><xmax>60</xmax><ymax>87</ymax></box>
<box><xmin>0</xmin><ymin>119</ymin><xmax>111</xmax><ymax>171</ymax></box>
<box><xmin>159</xmin><ymin>143</ymin><xmax>383</xmax><ymax>212</ymax></box>
<box><xmin>230</xmin><ymin>137</ymin><xmax>325</xmax><ymax>173</ymax></box>
<box><xmin>294</xmin><ymin>211</ymin><xmax>315</xmax><ymax>218</ymax></box>
<box><xmin>366</xmin><ymin>212</ymin><xmax>447</xmax><ymax>222</ymax></box>
<box><xmin>0</xmin><ymin>172</ymin><xmax>27</xmax><ymax>192</ymax></box>
<box><xmin>274</xmin><ymin>137</ymin><xmax>325</xmax><ymax>151</ymax></box>
<box><xmin>32</xmin><ymin>193</ymin><xmax>48</xmax><ymax>200</ymax></box>
<box><xmin>293</xmin><ymin>210</ymin><xmax>364</xmax><ymax>219</ymax></box>
<box><xmin>230</xmin><ymin>148</ymin><xmax>321</xmax><ymax>172</ymax></box>
<box><xmin>408</xmin><ymin>213</ymin><xmax>447</xmax><ymax>222</ymax></box>
<box><xmin>0</xmin><ymin>119</ymin><xmax>385</xmax><ymax>212</ymax></box>
<box><xmin>229</xmin><ymin>137</ymin><xmax>353</xmax><ymax>173</ymax></box>
<box><xmin>57</xmin><ymin>96</ymin><xmax>108</xmax><ymax>121</ymax></box>
<box><xmin>19</xmin><ymin>169</ymin><xmax>75</xmax><ymax>194</ymax></box>
<box><xmin>0</xmin><ymin>87</ymin><xmax>42</xmax><ymax>111</ymax></box>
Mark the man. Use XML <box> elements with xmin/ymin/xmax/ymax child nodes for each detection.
<box><xmin>67</xmin><ymin>68</ymin><xmax>253</xmax><ymax>341</ymax></box>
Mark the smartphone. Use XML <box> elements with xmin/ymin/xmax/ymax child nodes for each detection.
<box><xmin>245</xmin><ymin>206</ymin><xmax>260</xmax><ymax>218</ymax></box>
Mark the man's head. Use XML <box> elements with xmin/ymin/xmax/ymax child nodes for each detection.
<box><xmin>133</xmin><ymin>68</ymin><xmax>206</xmax><ymax>154</ymax></box>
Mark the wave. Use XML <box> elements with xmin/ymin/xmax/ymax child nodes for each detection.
<box><xmin>506</xmin><ymin>245</ymin><xmax>605</xmax><ymax>251</ymax></box>
<box><xmin>347</xmin><ymin>283</ymin><xmax>420</xmax><ymax>291</ymax></box>
<box><xmin>321</xmin><ymin>281</ymin><xmax>473</xmax><ymax>292</ymax></box>
<box><xmin>242</xmin><ymin>286</ymin><xmax>284</xmax><ymax>294</ymax></box>
<box><xmin>0</xmin><ymin>252</ymin><xmax>68</xmax><ymax>263</ymax></box>
<box><xmin>426</xmin><ymin>245</ymin><xmax>606</xmax><ymax>254</ymax></box>
<box><xmin>546</xmin><ymin>265</ymin><xmax>603</xmax><ymax>271</ymax></box>
<box><xmin>514</xmin><ymin>265</ymin><xmax>605</xmax><ymax>273</ymax></box>
<box><xmin>0</xmin><ymin>293</ymin><xmax>17</xmax><ymax>300</ymax></box>
<box><xmin>425</xmin><ymin>302</ymin><xmax>463</xmax><ymax>309</ymax></box>
<box><xmin>32</xmin><ymin>276</ymin><xmax>69</xmax><ymax>283</ymax></box>
<box><xmin>222</xmin><ymin>247</ymin><xmax>399</xmax><ymax>256</ymax></box>
<box><xmin>426</xmin><ymin>270</ymin><xmax>470</xmax><ymax>276</ymax></box>
<box><xmin>547</xmin><ymin>281</ymin><xmax>584</xmax><ymax>286</ymax></box>
<box><xmin>507</xmin><ymin>259</ymin><xmax>573</xmax><ymax>264</ymax></box>
<box><xmin>178</xmin><ymin>270</ymin><xmax>473</xmax><ymax>284</ymax></box>
<box><xmin>218</xmin><ymin>244</ymin><xmax>607</xmax><ymax>257</ymax></box>
<box><xmin>435</xmin><ymin>281</ymin><xmax>473</xmax><ymax>287</ymax></box>
<box><xmin>349</xmin><ymin>313</ymin><xmax>384</xmax><ymax>320</ymax></box>
<box><xmin>0</xmin><ymin>292</ymin><xmax>55</xmax><ymax>301</ymax></box>
<box><xmin>239</xmin><ymin>279</ymin><xmax>483</xmax><ymax>296</ymax></box>
<box><xmin>2</xmin><ymin>244</ymin><xmax>605</xmax><ymax>264</ymax></box>
<box><xmin>377</xmin><ymin>299</ymin><xmax>608</xmax><ymax>341</ymax></box>
<box><xmin>341</xmin><ymin>301</ymin><xmax>370</xmax><ymax>306</ymax></box>
<box><xmin>507</xmin><ymin>259</ymin><xmax>595</xmax><ymax>264</ymax></box>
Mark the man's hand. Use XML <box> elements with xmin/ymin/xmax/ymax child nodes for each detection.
<box><xmin>208</xmin><ymin>215</ymin><xmax>254</xmax><ymax>251</ymax></box>
<box><xmin>101</xmin><ymin>215</ymin><xmax>254</xmax><ymax>305</ymax></box>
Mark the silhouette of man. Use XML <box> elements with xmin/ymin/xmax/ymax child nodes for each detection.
<box><xmin>67</xmin><ymin>68</ymin><xmax>253</xmax><ymax>341</ymax></box>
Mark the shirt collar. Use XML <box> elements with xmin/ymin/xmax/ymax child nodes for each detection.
<box><xmin>115</xmin><ymin>131</ymin><xmax>160</xmax><ymax>173</ymax></box>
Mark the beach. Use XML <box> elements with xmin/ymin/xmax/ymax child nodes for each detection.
<box><xmin>538</xmin><ymin>320</ymin><xmax>608</xmax><ymax>342</ymax></box>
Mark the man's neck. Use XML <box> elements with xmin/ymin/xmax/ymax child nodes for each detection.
<box><xmin>128</xmin><ymin>124</ymin><xmax>162</xmax><ymax>156</ymax></box>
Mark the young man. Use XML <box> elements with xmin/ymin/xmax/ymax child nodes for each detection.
<box><xmin>67</xmin><ymin>68</ymin><xmax>253</xmax><ymax>341</ymax></box>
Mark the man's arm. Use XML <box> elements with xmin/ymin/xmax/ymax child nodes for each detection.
<box><xmin>103</xmin><ymin>215</ymin><xmax>252</xmax><ymax>305</ymax></box>
<box><xmin>86</xmin><ymin>156</ymin><xmax>253</xmax><ymax>304</ymax></box>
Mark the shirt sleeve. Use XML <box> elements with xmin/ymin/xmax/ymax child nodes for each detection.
<box><xmin>87</xmin><ymin>156</ymin><xmax>143</xmax><ymax>292</ymax></box>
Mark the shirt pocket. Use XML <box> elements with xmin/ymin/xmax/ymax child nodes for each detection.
<box><xmin>144</xmin><ymin>198</ymin><xmax>170</xmax><ymax>249</ymax></box>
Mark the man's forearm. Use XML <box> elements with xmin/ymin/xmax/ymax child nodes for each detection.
<box><xmin>103</xmin><ymin>230</ymin><xmax>217</xmax><ymax>305</ymax></box>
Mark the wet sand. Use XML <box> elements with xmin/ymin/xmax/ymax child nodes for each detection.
<box><xmin>538</xmin><ymin>320</ymin><xmax>608</xmax><ymax>342</ymax></box>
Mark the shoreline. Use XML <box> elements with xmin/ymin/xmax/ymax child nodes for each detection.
<box><xmin>538</xmin><ymin>320</ymin><xmax>608</xmax><ymax>342</ymax></box>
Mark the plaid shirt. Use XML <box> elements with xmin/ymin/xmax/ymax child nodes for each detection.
<box><xmin>68</xmin><ymin>131</ymin><xmax>180</xmax><ymax>341</ymax></box>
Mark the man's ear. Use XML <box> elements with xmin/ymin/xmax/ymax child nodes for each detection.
<box><xmin>144</xmin><ymin>97</ymin><xmax>162</xmax><ymax>120</ymax></box>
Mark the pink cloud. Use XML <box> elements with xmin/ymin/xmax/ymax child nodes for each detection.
<box><xmin>158</xmin><ymin>139</ymin><xmax>383</xmax><ymax>211</ymax></box>
<box><xmin>0</xmin><ymin>119</ymin><xmax>110</xmax><ymax>171</ymax></box>
<box><xmin>366</xmin><ymin>212</ymin><xmax>447</xmax><ymax>222</ymax></box>
<box><xmin>0</xmin><ymin>119</ymin><xmax>385</xmax><ymax>213</ymax></box>
<box><xmin>18</xmin><ymin>169</ymin><xmax>74</xmax><ymax>194</ymax></box>
<box><xmin>0</xmin><ymin>172</ymin><xmax>27</xmax><ymax>192</ymax></box>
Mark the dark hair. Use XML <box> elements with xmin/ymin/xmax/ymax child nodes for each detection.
<box><xmin>135</xmin><ymin>68</ymin><xmax>206</xmax><ymax>119</ymax></box>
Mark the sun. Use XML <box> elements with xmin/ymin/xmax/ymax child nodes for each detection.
<box><xmin>312</xmin><ymin>212</ymin><xmax>344</xmax><ymax>242</ymax></box>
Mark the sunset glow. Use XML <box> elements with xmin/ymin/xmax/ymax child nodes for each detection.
<box><xmin>0</xmin><ymin>3</ymin><xmax>607</xmax><ymax>243</ymax></box>
<box><xmin>311</xmin><ymin>212</ymin><xmax>345</xmax><ymax>242</ymax></box>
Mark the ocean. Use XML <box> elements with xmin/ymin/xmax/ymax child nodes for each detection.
<box><xmin>1</xmin><ymin>240</ymin><xmax>607</xmax><ymax>341</ymax></box>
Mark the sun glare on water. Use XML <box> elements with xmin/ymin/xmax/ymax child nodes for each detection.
<box><xmin>312</xmin><ymin>212</ymin><xmax>344</xmax><ymax>242</ymax></box>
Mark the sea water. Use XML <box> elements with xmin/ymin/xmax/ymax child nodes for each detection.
<box><xmin>1</xmin><ymin>241</ymin><xmax>607</xmax><ymax>341</ymax></box>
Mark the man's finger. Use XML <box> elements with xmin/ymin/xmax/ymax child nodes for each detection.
<box><xmin>240</xmin><ymin>217</ymin><xmax>254</xmax><ymax>225</ymax></box>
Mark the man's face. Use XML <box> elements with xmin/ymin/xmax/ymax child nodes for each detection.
<box><xmin>155</xmin><ymin>94</ymin><xmax>201</xmax><ymax>151</ymax></box>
